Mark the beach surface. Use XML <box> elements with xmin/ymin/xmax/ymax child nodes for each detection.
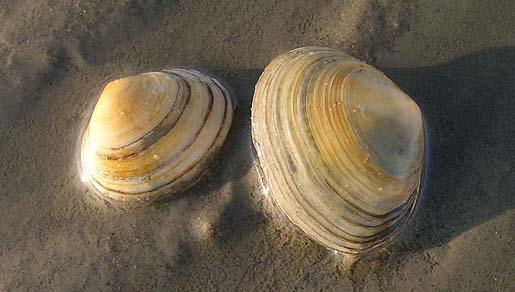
<box><xmin>0</xmin><ymin>0</ymin><xmax>514</xmax><ymax>290</ymax></box>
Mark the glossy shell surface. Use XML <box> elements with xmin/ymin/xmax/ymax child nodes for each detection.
<box><xmin>80</xmin><ymin>69</ymin><xmax>234</xmax><ymax>205</ymax></box>
<box><xmin>251</xmin><ymin>47</ymin><xmax>425</xmax><ymax>254</ymax></box>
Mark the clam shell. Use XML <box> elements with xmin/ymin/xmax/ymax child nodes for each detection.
<box><xmin>251</xmin><ymin>47</ymin><xmax>425</xmax><ymax>254</ymax></box>
<box><xmin>80</xmin><ymin>69</ymin><xmax>234</xmax><ymax>205</ymax></box>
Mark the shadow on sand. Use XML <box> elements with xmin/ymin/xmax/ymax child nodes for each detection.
<box><xmin>385</xmin><ymin>46</ymin><xmax>515</xmax><ymax>252</ymax></box>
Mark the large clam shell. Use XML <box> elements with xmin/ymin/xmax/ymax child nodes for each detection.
<box><xmin>80</xmin><ymin>69</ymin><xmax>234</xmax><ymax>205</ymax></box>
<box><xmin>251</xmin><ymin>47</ymin><xmax>425</xmax><ymax>254</ymax></box>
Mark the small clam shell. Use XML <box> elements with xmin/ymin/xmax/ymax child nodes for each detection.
<box><xmin>80</xmin><ymin>69</ymin><xmax>234</xmax><ymax>205</ymax></box>
<box><xmin>251</xmin><ymin>47</ymin><xmax>425</xmax><ymax>254</ymax></box>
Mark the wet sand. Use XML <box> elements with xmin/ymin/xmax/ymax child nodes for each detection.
<box><xmin>0</xmin><ymin>0</ymin><xmax>514</xmax><ymax>291</ymax></box>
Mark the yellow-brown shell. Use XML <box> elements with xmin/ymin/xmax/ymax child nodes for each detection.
<box><xmin>251</xmin><ymin>47</ymin><xmax>425</xmax><ymax>254</ymax></box>
<box><xmin>80</xmin><ymin>69</ymin><xmax>234</xmax><ymax>205</ymax></box>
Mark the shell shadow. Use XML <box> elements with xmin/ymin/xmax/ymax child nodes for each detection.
<box><xmin>165</xmin><ymin>68</ymin><xmax>262</xmax><ymax>201</ymax></box>
<box><xmin>181</xmin><ymin>68</ymin><xmax>266</xmax><ymax>239</ymax></box>
<box><xmin>383</xmin><ymin>46</ymin><xmax>515</xmax><ymax>251</ymax></box>
<box><xmin>176</xmin><ymin>47</ymin><xmax>515</xmax><ymax>255</ymax></box>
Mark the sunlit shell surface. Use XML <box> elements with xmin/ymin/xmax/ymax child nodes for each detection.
<box><xmin>251</xmin><ymin>47</ymin><xmax>425</xmax><ymax>254</ymax></box>
<box><xmin>80</xmin><ymin>69</ymin><xmax>234</xmax><ymax>205</ymax></box>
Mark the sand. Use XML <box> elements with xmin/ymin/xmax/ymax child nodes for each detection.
<box><xmin>0</xmin><ymin>0</ymin><xmax>513</xmax><ymax>291</ymax></box>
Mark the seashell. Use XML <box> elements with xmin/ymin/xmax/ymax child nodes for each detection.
<box><xmin>80</xmin><ymin>69</ymin><xmax>234</xmax><ymax>205</ymax></box>
<box><xmin>251</xmin><ymin>47</ymin><xmax>425</xmax><ymax>254</ymax></box>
